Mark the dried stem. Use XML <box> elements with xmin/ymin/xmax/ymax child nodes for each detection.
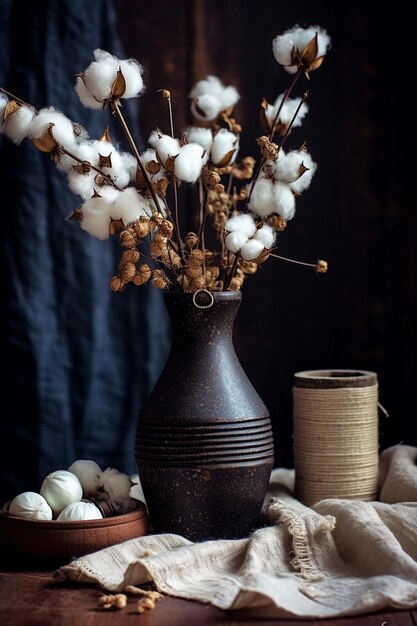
<box><xmin>111</xmin><ymin>100</ymin><xmax>161</xmax><ymax>215</ymax></box>
<box><xmin>0</xmin><ymin>87</ymin><xmax>34</xmax><ymax>110</ymax></box>
<box><xmin>197</xmin><ymin>177</ymin><xmax>206</xmax><ymax>272</ymax></box>
<box><xmin>171</xmin><ymin>179</ymin><xmax>185</xmax><ymax>263</ymax></box>
<box><xmin>224</xmin><ymin>252</ymin><xmax>240</xmax><ymax>291</ymax></box>
<box><xmin>59</xmin><ymin>147</ymin><xmax>121</xmax><ymax>190</ymax></box>
<box><xmin>268</xmin><ymin>67</ymin><xmax>303</xmax><ymax>140</ymax></box>
<box><xmin>269</xmin><ymin>252</ymin><xmax>317</xmax><ymax>268</ymax></box>
<box><xmin>278</xmin><ymin>91</ymin><xmax>309</xmax><ymax>150</ymax></box>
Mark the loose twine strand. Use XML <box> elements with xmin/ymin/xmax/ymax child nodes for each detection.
<box><xmin>293</xmin><ymin>385</ymin><xmax>379</xmax><ymax>506</ymax></box>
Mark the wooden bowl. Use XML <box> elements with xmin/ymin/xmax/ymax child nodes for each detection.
<box><xmin>0</xmin><ymin>502</ymin><xmax>148</xmax><ymax>566</ymax></box>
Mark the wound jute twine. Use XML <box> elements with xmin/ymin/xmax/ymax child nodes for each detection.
<box><xmin>293</xmin><ymin>370</ymin><xmax>379</xmax><ymax>506</ymax></box>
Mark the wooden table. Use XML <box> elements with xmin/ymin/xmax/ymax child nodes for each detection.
<box><xmin>0</xmin><ymin>568</ymin><xmax>414</xmax><ymax>626</ymax></box>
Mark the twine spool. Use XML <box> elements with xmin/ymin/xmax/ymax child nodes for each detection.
<box><xmin>293</xmin><ymin>370</ymin><xmax>379</xmax><ymax>506</ymax></box>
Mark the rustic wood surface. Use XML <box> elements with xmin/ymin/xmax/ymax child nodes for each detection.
<box><xmin>0</xmin><ymin>569</ymin><xmax>414</xmax><ymax>626</ymax></box>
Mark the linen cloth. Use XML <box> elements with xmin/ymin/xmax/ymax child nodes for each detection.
<box><xmin>55</xmin><ymin>445</ymin><xmax>417</xmax><ymax>618</ymax></box>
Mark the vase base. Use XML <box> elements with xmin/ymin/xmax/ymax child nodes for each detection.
<box><xmin>137</xmin><ymin>461</ymin><xmax>273</xmax><ymax>541</ymax></box>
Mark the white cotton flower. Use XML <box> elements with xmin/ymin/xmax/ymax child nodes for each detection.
<box><xmin>80</xmin><ymin>189</ymin><xmax>120</xmax><ymax>239</ymax></box>
<box><xmin>240</xmin><ymin>239</ymin><xmax>265</xmax><ymax>261</ymax></box>
<box><xmin>68</xmin><ymin>171</ymin><xmax>96</xmax><ymax>200</ymax></box>
<box><xmin>210</xmin><ymin>128</ymin><xmax>239</xmax><ymax>166</ymax></box>
<box><xmin>67</xmin><ymin>459</ymin><xmax>102</xmax><ymax>497</ymax></box>
<box><xmin>264</xmin><ymin>94</ymin><xmax>308</xmax><ymax>130</ymax></box>
<box><xmin>248</xmin><ymin>178</ymin><xmax>276</xmax><ymax>218</ymax></box>
<box><xmin>118</xmin><ymin>57</ymin><xmax>144</xmax><ymax>98</ymax></box>
<box><xmin>186</xmin><ymin>127</ymin><xmax>213</xmax><ymax>152</ymax></box>
<box><xmin>0</xmin><ymin>93</ymin><xmax>8</xmax><ymax>125</ymax></box>
<box><xmin>112</xmin><ymin>187</ymin><xmax>151</xmax><ymax>224</ymax></box>
<box><xmin>9</xmin><ymin>492</ymin><xmax>53</xmax><ymax>520</ymax></box>
<box><xmin>140</xmin><ymin>148</ymin><xmax>167</xmax><ymax>181</ymax></box>
<box><xmin>98</xmin><ymin>468</ymin><xmax>132</xmax><ymax>508</ymax></box>
<box><xmin>288</xmin><ymin>150</ymin><xmax>317</xmax><ymax>193</ymax></box>
<box><xmin>2</xmin><ymin>103</ymin><xmax>35</xmax><ymax>145</ymax></box>
<box><xmin>225</xmin><ymin>231</ymin><xmax>249</xmax><ymax>254</ymax></box>
<box><xmin>57</xmin><ymin>501</ymin><xmax>103</xmax><ymax>521</ymax></box>
<box><xmin>190</xmin><ymin>75</ymin><xmax>239</xmax><ymax>121</ymax></box>
<box><xmin>74</xmin><ymin>77</ymin><xmax>103</xmax><ymax>109</ymax></box>
<box><xmin>254</xmin><ymin>224</ymin><xmax>275</xmax><ymax>249</ymax></box>
<box><xmin>149</xmin><ymin>131</ymin><xmax>180</xmax><ymax>167</ymax></box>
<box><xmin>28</xmin><ymin>107</ymin><xmax>77</xmax><ymax>149</ymax></box>
<box><xmin>174</xmin><ymin>143</ymin><xmax>207</xmax><ymax>183</ymax></box>
<box><xmin>91</xmin><ymin>139</ymin><xmax>130</xmax><ymax>189</ymax></box>
<box><xmin>273</xmin><ymin>182</ymin><xmax>296</xmax><ymax>220</ymax></box>
<box><xmin>225</xmin><ymin>213</ymin><xmax>257</xmax><ymax>238</ymax></box>
<box><xmin>272</xmin><ymin>25</ymin><xmax>331</xmax><ymax>74</ymax></box>
<box><xmin>40</xmin><ymin>470</ymin><xmax>84</xmax><ymax>517</ymax></box>
<box><xmin>76</xmin><ymin>49</ymin><xmax>144</xmax><ymax>108</ymax></box>
<box><xmin>121</xmin><ymin>151</ymin><xmax>139</xmax><ymax>182</ymax></box>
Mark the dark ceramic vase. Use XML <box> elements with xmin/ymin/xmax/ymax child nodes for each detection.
<box><xmin>135</xmin><ymin>290</ymin><xmax>274</xmax><ymax>541</ymax></box>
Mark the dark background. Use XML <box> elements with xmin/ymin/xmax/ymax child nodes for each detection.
<box><xmin>114</xmin><ymin>0</ymin><xmax>417</xmax><ymax>467</ymax></box>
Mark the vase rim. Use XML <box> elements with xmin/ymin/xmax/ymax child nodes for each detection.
<box><xmin>164</xmin><ymin>291</ymin><xmax>242</xmax><ymax>302</ymax></box>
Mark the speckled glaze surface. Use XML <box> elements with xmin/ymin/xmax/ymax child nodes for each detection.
<box><xmin>136</xmin><ymin>291</ymin><xmax>274</xmax><ymax>541</ymax></box>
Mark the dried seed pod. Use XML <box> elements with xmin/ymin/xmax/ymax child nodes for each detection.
<box><xmin>186</xmin><ymin>265</ymin><xmax>203</xmax><ymax>279</ymax></box>
<box><xmin>267</xmin><ymin>215</ymin><xmax>287</xmax><ymax>231</ymax></box>
<box><xmin>150</xmin><ymin>240</ymin><xmax>166</xmax><ymax>257</ymax></box>
<box><xmin>152</xmin><ymin>269</ymin><xmax>168</xmax><ymax>289</ymax></box>
<box><xmin>122</xmin><ymin>249</ymin><xmax>140</xmax><ymax>263</ymax></box>
<box><xmin>315</xmin><ymin>259</ymin><xmax>328</xmax><ymax>273</ymax></box>
<box><xmin>205</xmin><ymin>266</ymin><xmax>220</xmax><ymax>280</ymax></box>
<box><xmin>158</xmin><ymin>219</ymin><xmax>174</xmax><ymax>238</ymax></box>
<box><xmin>132</xmin><ymin>273</ymin><xmax>146</xmax><ymax>286</ymax></box>
<box><xmin>190</xmin><ymin>276</ymin><xmax>206</xmax><ymax>290</ymax></box>
<box><xmin>228</xmin><ymin>277</ymin><xmax>243</xmax><ymax>291</ymax></box>
<box><xmin>185</xmin><ymin>232</ymin><xmax>198</xmax><ymax>249</ymax></box>
<box><xmin>119</xmin><ymin>261</ymin><xmax>136</xmax><ymax>283</ymax></box>
<box><xmin>257</xmin><ymin>136</ymin><xmax>279</xmax><ymax>161</ymax></box>
<box><xmin>109</xmin><ymin>276</ymin><xmax>125</xmax><ymax>292</ymax></box>
<box><xmin>139</xmin><ymin>264</ymin><xmax>152</xmax><ymax>281</ymax></box>
<box><xmin>150</xmin><ymin>212</ymin><xmax>164</xmax><ymax>227</ymax></box>
<box><xmin>137</xmin><ymin>597</ymin><xmax>155</xmax><ymax>613</ymax></box>
<box><xmin>190</xmin><ymin>249</ymin><xmax>205</xmax><ymax>264</ymax></box>
<box><xmin>187</xmin><ymin>257</ymin><xmax>202</xmax><ymax>270</ymax></box>
<box><xmin>215</xmin><ymin>183</ymin><xmax>225</xmax><ymax>194</ymax></box>
<box><xmin>177</xmin><ymin>273</ymin><xmax>190</xmax><ymax>289</ymax></box>
<box><xmin>98</xmin><ymin>593</ymin><xmax>127</xmax><ymax>610</ymax></box>
<box><xmin>133</xmin><ymin>218</ymin><xmax>150</xmax><ymax>239</ymax></box>
<box><xmin>241</xmin><ymin>260</ymin><xmax>258</xmax><ymax>275</ymax></box>
<box><xmin>119</xmin><ymin>228</ymin><xmax>137</xmax><ymax>249</ymax></box>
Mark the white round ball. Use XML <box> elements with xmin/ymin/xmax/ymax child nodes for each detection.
<box><xmin>40</xmin><ymin>470</ymin><xmax>83</xmax><ymax>516</ymax></box>
<box><xmin>67</xmin><ymin>459</ymin><xmax>102</xmax><ymax>497</ymax></box>
<box><xmin>57</xmin><ymin>501</ymin><xmax>103</xmax><ymax>521</ymax></box>
<box><xmin>9</xmin><ymin>492</ymin><xmax>53</xmax><ymax>520</ymax></box>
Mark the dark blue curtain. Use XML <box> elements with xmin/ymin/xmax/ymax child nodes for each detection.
<box><xmin>0</xmin><ymin>0</ymin><xmax>169</xmax><ymax>503</ymax></box>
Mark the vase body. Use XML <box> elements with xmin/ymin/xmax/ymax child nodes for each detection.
<box><xmin>136</xmin><ymin>291</ymin><xmax>274</xmax><ymax>541</ymax></box>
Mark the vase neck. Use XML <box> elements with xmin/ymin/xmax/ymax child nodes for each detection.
<box><xmin>164</xmin><ymin>292</ymin><xmax>241</xmax><ymax>345</ymax></box>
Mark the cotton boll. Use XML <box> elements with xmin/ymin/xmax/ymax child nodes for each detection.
<box><xmin>83</xmin><ymin>49</ymin><xmax>119</xmax><ymax>103</ymax></box>
<box><xmin>98</xmin><ymin>468</ymin><xmax>132</xmax><ymax>509</ymax></box>
<box><xmin>274</xmin><ymin>152</ymin><xmax>306</xmax><ymax>183</ymax></box>
<box><xmin>186</xmin><ymin>127</ymin><xmax>213</xmax><ymax>152</ymax></box>
<box><xmin>57</xmin><ymin>501</ymin><xmax>103</xmax><ymax>521</ymax></box>
<box><xmin>225</xmin><ymin>231</ymin><xmax>249</xmax><ymax>254</ymax></box>
<box><xmin>240</xmin><ymin>239</ymin><xmax>265</xmax><ymax>261</ymax></box>
<box><xmin>40</xmin><ymin>470</ymin><xmax>83</xmax><ymax>517</ymax></box>
<box><xmin>75</xmin><ymin>77</ymin><xmax>103</xmax><ymax>109</ymax></box>
<box><xmin>191</xmin><ymin>94</ymin><xmax>221</xmax><ymax>121</ymax></box>
<box><xmin>119</xmin><ymin>58</ymin><xmax>144</xmax><ymax>98</ymax></box>
<box><xmin>273</xmin><ymin>182</ymin><xmax>296</xmax><ymax>220</ymax></box>
<box><xmin>248</xmin><ymin>178</ymin><xmax>276</xmax><ymax>217</ymax></box>
<box><xmin>265</xmin><ymin>95</ymin><xmax>308</xmax><ymax>129</ymax></box>
<box><xmin>272</xmin><ymin>25</ymin><xmax>331</xmax><ymax>73</ymax></box>
<box><xmin>80</xmin><ymin>193</ymin><xmax>117</xmax><ymax>239</ymax></box>
<box><xmin>112</xmin><ymin>187</ymin><xmax>151</xmax><ymax>225</ymax></box>
<box><xmin>121</xmin><ymin>151</ymin><xmax>138</xmax><ymax>182</ymax></box>
<box><xmin>140</xmin><ymin>148</ymin><xmax>167</xmax><ymax>182</ymax></box>
<box><xmin>190</xmin><ymin>75</ymin><xmax>239</xmax><ymax>112</ymax></box>
<box><xmin>0</xmin><ymin>93</ymin><xmax>8</xmax><ymax>126</ymax></box>
<box><xmin>219</xmin><ymin>85</ymin><xmax>240</xmax><ymax>111</ymax></box>
<box><xmin>174</xmin><ymin>143</ymin><xmax>206</xmax><ymax>183</ymax></box>
<box><xmin>9</xmin><ymin>492</ymin><xmax>53</xmax><ymax>520</ymax></box>
<box><xmin>225</xmin><ymin>213</ymin><xmax>257</xmax><ymax>238</ymax></box>
<box><xmin>29</xmin><ymin>107</ymin><xmax>77</xmax><ymax>149</ymax></box>
<box><xmin>67</xmin><ymin>459</ymin><xmax>102</xmax><ymax>497</ymax></box>
<box><xmin>254</xmin><ymin>224</ymin><xmax>276</xmax><ymax>249</ymax></box>
<box><xmin>150</xmin><ymin>132</ymin><xmax>180</xmax><ymax>167</ymax></box>
<box><xmin>3</xmin><ymin>104</ymin><xmax>35</xmax><ymax>145</ymax></box>
<box><xmin>289</xmin><ymin>151</ymin><xmax>317</xmax><ymax>193</ymax></box>
<box><xmin>210</xmin><ymin>129</ymin><xmax>239</xmax><ymax>166</ymax></box>
<box><xmin>68</xmin><ymin>171</ymin><xmax>96</xmax><ymax>200</ymax></box>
